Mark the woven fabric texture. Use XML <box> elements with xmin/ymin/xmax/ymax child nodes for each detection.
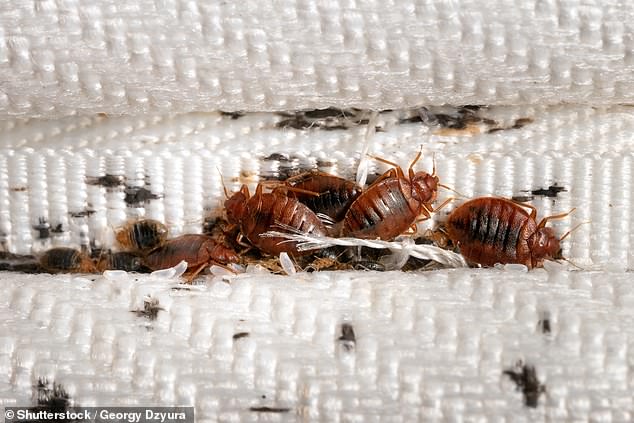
<box><xmin>0</xmin><ymin>0</ymin><xmax>633</xmax><ymax>118</ymax></box>
<box><xmin>2</xmin><ymin>0</ymin><xmax>634</xmax><ymax>420</ymax></box>
<box><xmin>2</xmin><ymin>266</ymin><xmax>633</xmax><ymax>422</ymax></box>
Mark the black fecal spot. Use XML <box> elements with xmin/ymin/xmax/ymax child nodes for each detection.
<box><xmin>530</xmin><ymin>185</ymin><xmax>567</xmax><ymax>198</ymax></box>
<box><xmin>320</xmin><ymin>124</ymin><xmax>350</xmax><ymax>131</ymax></box>
<box><xmin>10</xmin><ymin>186</ymin><xmax>27</xmax><ymax>192</ymax></box>
<box><xmin>132</xmin><ymin>297</ymin><xmax>164</xmax><ymax>321</ymax></box>
<box><xmin>538</xmin><ymin>314</ymin><xmax>551</xmax><ymax>335</ymax></box>
<box><xmin>486</xmin><ymin>127</ymin><xmax>505</xmax><ymax>134</ymax></box>
<box><xmin>220</xmin><ymin>111</ymin><xmax>245</xmax><ymax>119</ymax></box>
<box><xmin>434</xmin><ymin>113</ymin><xmax>467</xmax><ymax>129</ymax></box>
<box><xmin>276</xmin><ymin>108</ymin><xmax>365</xmax><ymax>130</ymax></box>
<box><xmin>511</xmin><ymin>195</ymin><xmax>534</xmax><ymax>203</ymax></box>
<box><xmin>33</xmin><ymin>378</ymin><xmax>72</xmax><ymax>415</ymax></box>
<box><xmin>249</xmin><ymin>407</ymin><xmax>291</xmax><ymax>413</ymax></box>
<box><xmin>399</xmin><ymin>115</ymin><xmax>425</xmax><ymax>124</ymax></box>
<box><xmin>87</xmin><ymin>174</ymin><xmax>125</xmax><ymax>188</ymax></box>
<box><xmin>462</xmin><ymin>105</ymin><xmax>483</xmax><ymax>111</ymax></box>
<box><xmin>276</xmin><ymin>116</ymin><xmax>315</xmax><ymax>130</ymax></box>
<box><xmin>50</xmin><ymin>224</ymin><xmax>64</xmax><ymax>233</ymax></box>
<box><xmin>503</xmin><ymin>361</ymin><xmax>546</xmax><ymax>408</ymax></box>
<box><xmin>303</xmin><ymin>108</ymin><xmax>346</xmax><ymax>119</ymax></box>
<box><xmin>263</xmin><ymin>153</ymin><xmax>291</xmax><ymax>162</ymax></box>
<box><xmin>124</xmin><ymin>187</ymin><xmax>160</xmax><ymax>205</ymax></box>
<box><xmin>233</xmin><ymin>332</ymin><xmax>250</xmax><ymax>340</ymax></box>
<box><xmin>68</xmin><ymin>210</ymin><xmax>96</xmax><ymax>218</ymax></box>
<box><xmin>33</xmin><ymin>218</ymin><xmax>51</xmax><ymax>239</ymax></box>
<box><xmin>338</xmin><ymin>323</ymin><xmax>356</xmax><ymax>351</ymax></box>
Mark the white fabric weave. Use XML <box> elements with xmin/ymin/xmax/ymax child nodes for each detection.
<box><xmin>1</xmin><ymin>1</ymin><xmax>634</xmax><ymax>421</ymax></box>
<box><xmin>2</xmin><ymin>266</ymin><xmax>633</xmax><ymax>422</ymax></box>
<box><xmin>0</xmin><ymin>1</ymin><xmax>633</xmax><ymax>118</ymax></box>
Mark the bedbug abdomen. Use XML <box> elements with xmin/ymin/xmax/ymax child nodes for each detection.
<box><xmin>342</xmin><ymin>178</ymin><xmax>418</xmax><ymax>240</ymax></box>
<box><xmin>243</xmin><ymin>193</ymin><xmax>327</xmax><ymax>255</ymax></box>
<box><xmin>40</xmin><ymin>247</ymin><xmax>95</xmax><ymax>273</ymax></box>
<box><xmin>291</xmin><ymin>173</ymin><xmax>361</xmax><ymax>221</ymax></box>
<box><xmin>116</xmin><ymin>219</ymin><xmax>168</xmax><ymax>251</ymax></box>
<box><xmin>446</xmin><ymin>198</ymin><xmax>534</xmax><ymax>267</ymax></box>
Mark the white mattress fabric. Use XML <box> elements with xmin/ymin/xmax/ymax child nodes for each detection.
<box><xmin>0</xmin><ymin>0</ymin><xmax>633</xmax><ymax>118</ymax></box>
<box><xmin>1</xmin><ymin>0</ymin><xmax>634</xmax><ymax>421</ymax></box>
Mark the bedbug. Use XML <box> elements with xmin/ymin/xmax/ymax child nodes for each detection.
<box><xmin>445</xmin><ymin>197</ymin><xmax>574</xmax><ymax>269</ymax></box>
<box><xmin>96</xmin><ymin>251</ymin><xmax>148</xmax><ymax>272</ymax></box>
<box><xmin>225</xmin><ymin>183</ymin><xmax>328</xmax><ymax>256</ymax></box>
<box><xmin>115</xmin><ymin>219</ymin><xmax>168</xmax><ymax>252</ymax></box>
<box><xmin>143</xmin><ymin>234</ymin><xmax>239</xmax><ymax>281</ymax></box>
<box><xmin>341</xmin><ymin>150</ymin><xmax>441</xmax><ymax>240</ymax></box>
<box><xmin>40</xmin><ymin>247</ymin><xmax>97</xmax><ymax>273</ymax></box>
<box><xmin>286</xmin><ymin>171</ymin><xmax>361</xmax><ymax>221</ymax></box>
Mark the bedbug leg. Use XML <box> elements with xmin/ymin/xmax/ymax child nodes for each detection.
<box><xmin>367</xmin><ymin>155</ymin><xmax>407</xmax><ymax>179</ymax></box>
<box><xmin>433</xmin><ymin>197</ymin><xmax>455</xmax><ymax>213</ymax></box>
<box><xmin>405</xmin><ymin>223</ymin><xmax>418</xmax><ymax>235</ymax></box>
<box><xmin>367</xmin><ymin>167</ymin><xmax>400</xmax><ymax>188</ymax></box>
<box><xmin>183</xmin><ymin>263</ymin><xmax>209</xmax><ymax>283</ymax></box>
<box><xmin>273</xmin><ymin>186</ymin><xmax>320</xmax><ymax>197</ymax></box>
<box><xmin>511</xmin><ymin>199</ymin><xmax>539</xmax><ymax>221</ymax></box>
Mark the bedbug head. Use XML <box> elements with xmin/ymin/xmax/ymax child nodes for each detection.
<box><xmin>411</xmin><ymin>172</ymin><xmax>439</xmax><ymax>204</ymax></box>
<box><xmin>529</xmin><ymin>226</ymin><xmax>561</xmax><ymax>262</ymax></box>
<box><xmin>224</xmin><ymin>185</ymin><xmax>250</xmax><ymax>224</ymax></box>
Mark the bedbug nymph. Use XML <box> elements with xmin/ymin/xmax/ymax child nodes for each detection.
<box><xmin>342</xmin><ymin>150</ymin><xmax>440</xmax><ymax>240</ymax></box>
<box><xmin>115</xmin><ymin>219</ymin><xmax>168</xmax><ymax>252</ymax></box>
<box><xmin>446</xmin><ymin>197</ymin><xmax>574</xmax><ymax>269</ymax></box>
<box><xmin>287</xmin><ymin>171</ymin><xmax>362</xmax><ymax>222</ymax></box>
<box><xmin>96</xmin><ymin>251</ymin><xmax>148</xmax><ymax>272</ymax></box>
<box><xmin>40</xmin><ymin>247</ymin><xmax>97</xmax><ymax>273</ymax></box>
<box><xmin>225</xmin><ymin>183</ymin><xmax>328</xmax><ymax>256</ymax></box>
<box><xmin>144</xmin><ymin>234</ymin><xmax>239</xmax><ymax>281</ymax></box>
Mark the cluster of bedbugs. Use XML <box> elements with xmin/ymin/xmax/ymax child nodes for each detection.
<box><xmin>9</xmin><ymin>150</ymin><xmax>576</xmax><ymax>280</ymax></box>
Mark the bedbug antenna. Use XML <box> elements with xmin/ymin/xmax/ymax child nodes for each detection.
<box><xmin>438</xmin><ymin>183</ymin><xmax>466</xmax><ymax>198</ymax></box>
<box><xmin>558</xmin><ymin>257</ymin><xmax>586</xmax><ymax>271</ymax></box>
<box><xmin>217</xmin><ymin>167</ymin><xmax>230</xmax><ymax>199</ymax></box>
<box><xmin>559</xmin><ymin>221</ymin><xmax>591</xmax><ymax>241</ymax></box>
<box><xmin>537</xmin><ymin>208</ymin><xmax>576</xmax><ymax>229</ymax></box>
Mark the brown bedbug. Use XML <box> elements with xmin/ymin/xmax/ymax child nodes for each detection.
<box><xmin>225</xmin><ymin>183</ymin><xmax>328</xmax><ymax>256</ymax></box>
<box><xmin>445</xmin><ymin>197</ymin><xmax>575</xmax><ymax>269</ymax></box>
<box><xmin>143</xmin><ymin>234</ymin><xmax>239</xmax><ymax>281</ymax></box>
<box><xmin>341</xmin><ymin>150</ymin><xmax>442</xmax><ymax>240</ymax></box>
<box><xmin>96</xmin><ymin>251</ymin><xmax>148</xmax><ymax>272</ymax></box>
<box><xmin>40</xmin><ymin>247</ymin><xmax>97</xmax><ymax>273</ymax></box>
<box><xmin>286</xmin><ymin>171</ymin><xmax>362</xmax><ymax>221</ymax></box>
<box><xmin>115</xmin><ymin>219</ymin><xmax>168</xmax><ymax>252</ymax></box>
